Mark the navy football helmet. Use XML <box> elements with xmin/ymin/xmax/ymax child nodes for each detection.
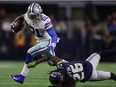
<box><xmin>49</xmin><ymin>72</ymin><xmax>62</xmax><ymax>85</ymax></box>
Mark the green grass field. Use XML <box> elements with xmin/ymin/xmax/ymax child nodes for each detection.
<box><xmin>0</xmin><ymin>61</ymin><xmax>116</xmax><ymax>87</ymax></box>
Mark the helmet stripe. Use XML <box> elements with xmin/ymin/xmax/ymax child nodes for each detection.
<box><xmin>30</xmin><ymin>3</ymin><xmax>35</xmax><ymax>13</ymax></box>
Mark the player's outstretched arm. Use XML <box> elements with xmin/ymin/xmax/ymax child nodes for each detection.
<box><xmin>50</xmin><ymin>56</ymin><xmax>61</xmax><ymax>65</ymax></box>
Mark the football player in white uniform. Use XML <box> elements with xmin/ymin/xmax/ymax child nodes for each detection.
<box><xmin>49</xmin><ymin>49</ymin><xmax>116</xmax><ymax>87</ymax></box>
<box><xmin>10</xmin><ymin>3</ymin><xmax>59</xmax><ymax>84</ymax></box>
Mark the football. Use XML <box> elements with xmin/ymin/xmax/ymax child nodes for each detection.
<box><xmin>11</xmin><ymin>15</ymin><xmax>25</xmax><ymax>33</ymax></box>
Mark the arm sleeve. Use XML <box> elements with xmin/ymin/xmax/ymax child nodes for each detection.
<box><xmin>47</xmin><ymin>27</ymin><xmax>59</xmax><ymax>47</ymax></box>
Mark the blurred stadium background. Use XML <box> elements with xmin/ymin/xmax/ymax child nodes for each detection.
<box><xmin>0</xmin><ymin>0</ymin><xmax>116</xmax><ymax>87</ymax></box>
<box><xmin>0</xmin><ymin>0</ymin><xmax>116</xmax><ymax>62</ymax></box>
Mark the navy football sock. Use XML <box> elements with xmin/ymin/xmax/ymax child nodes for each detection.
<box><xmin>97</xmin><ymin>49</ymin><xmax>116</xmax><ymax>58</ymax></box>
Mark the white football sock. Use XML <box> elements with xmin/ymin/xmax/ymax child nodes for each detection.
<box><xmin>90</xmin><ymin>70</ymin><xmax>111</xmax><ymax>81</ymax></box>
<box><xmin>20</xmin><ymin>64</ymin><xmax>30</xmax><ymax>77</ymax></box>
<box><xmin>96</xmin><ymin>70</ymin><xmax>111</xmax><ymax>80</ymax></box>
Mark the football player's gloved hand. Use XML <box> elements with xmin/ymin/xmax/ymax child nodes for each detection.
<box><xmin>11</xmin><ymin>22</ymin><xmax>15</xmax><ymax>33</ymax></box>
<box><xmin>27</xmin><ymin>61</ymin><xmax>38</xmax><ymax>68</ymax></box>
<box><xmin>51</xmin><ymin>43</ymin><xmax>56</xmax><ymax>50</ymax></box>
<box><xmin>57</xmin><ymin>61</ymin><xmax>64</xmax><ymax>70</ymax></box>
<box><xmin>11</xmin><ymin>22</ymin><xmax>14</xmax><ymax>28</ymax></box>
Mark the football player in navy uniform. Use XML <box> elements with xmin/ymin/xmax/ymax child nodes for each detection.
<box><xmin>10</xmin><ymin>3</ymin><xmax>59</xmax><ymax>84</ymax></box>
<box><xmin>49</xmin><ymin>49</ymin><xmax>116</xmax><ymax>87</ymax></box>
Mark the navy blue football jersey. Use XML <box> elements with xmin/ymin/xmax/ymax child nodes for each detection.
<box><xmin>57</xmin><ymin>61</ymin><xmax>93</xmax><ymax>82</ymax></box>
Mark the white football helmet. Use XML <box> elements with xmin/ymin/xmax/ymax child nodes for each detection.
<box><xmin>27</xmin><ymin>3</ymin><xmax>43</xmax><ymax>20</ymax></box>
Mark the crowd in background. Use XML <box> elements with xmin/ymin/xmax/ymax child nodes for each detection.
<box><xmin>0</xmin><ymin>3</ymin><xmax>116</xmax><ymax>62</ymax></box>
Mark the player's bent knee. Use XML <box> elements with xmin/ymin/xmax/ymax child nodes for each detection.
<box><xmin>86</xmin><ymin>53</ymin><xmax>100</xmax><ymax>61</ymax></box>
<box><xmin>26</xmin><ymin>53</ymin><xmax>34</xmax><ymax>64</ymax></box>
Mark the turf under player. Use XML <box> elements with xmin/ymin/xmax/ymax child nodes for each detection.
<box><xmin>10</xmin><ymin>2</ymin><xmax>59</xmax><ymax>84</ymax></box>
<box><xmin>48</xmin><ymin>49</ymin><xmax>116</xmax><ymax>87</ymax></box>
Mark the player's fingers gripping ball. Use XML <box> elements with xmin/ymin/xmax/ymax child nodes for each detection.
<box><xmin>27</xmin><ymin>61</ymin><xmax>38</xmax><ymax>68</ymax></box>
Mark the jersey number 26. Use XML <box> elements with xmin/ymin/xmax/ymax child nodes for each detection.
<box><xmin>69</xmin><ymin>63</ymin><xmax>84</xmax><ymax>81</ymax></box>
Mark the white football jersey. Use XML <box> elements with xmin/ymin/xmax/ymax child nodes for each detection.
<box><xmin>24</xmin><ymin>13</ymin><xmax>53</xmax><ymax>42</ymax></box>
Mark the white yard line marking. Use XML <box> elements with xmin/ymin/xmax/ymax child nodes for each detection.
<box><xmin>79</xmin><ymin>84</ymin><xmax>116</xmax><ymax>86</ymax></box>
<box><xmin>0</xmin><ymin>65</ymin><xmax>14</xmax><ymax>68</ymax></box>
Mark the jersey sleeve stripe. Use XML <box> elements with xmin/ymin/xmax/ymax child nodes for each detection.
<box><xmin>45</xmin><ymin>22</ymin><xmax>52</xmax><ymax>29</ymax></box>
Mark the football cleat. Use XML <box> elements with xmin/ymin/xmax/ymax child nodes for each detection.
<box><xmin>113</xmin><ymin>74</ymin><xmax>116</xmax><ymax>81</ymax></box>
<box><xmin>10</xmin><ymin>74</ymin><xmax>25</xmax><ymax>84</ymax></box>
